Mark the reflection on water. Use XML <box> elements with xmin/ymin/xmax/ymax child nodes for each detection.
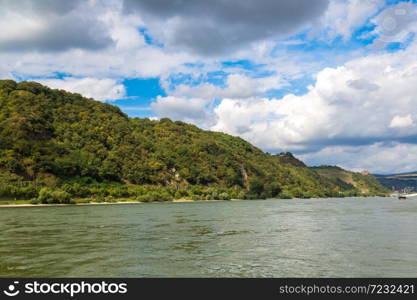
<box><xmin>1</xmin><ymin>197</ymin><xmax>417</xmax><ymax>277</ymax></box>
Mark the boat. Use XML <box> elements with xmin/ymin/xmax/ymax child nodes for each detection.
<box><xmin>397</xmin><ymin>193</ymin><xmax>417</xmax><ymax>200</ymax></box>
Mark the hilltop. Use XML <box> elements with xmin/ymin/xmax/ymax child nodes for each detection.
<box><xmin>0</xmin><ymin>80</ymin><xmax>388</xmax><ymax>204</ymax></box>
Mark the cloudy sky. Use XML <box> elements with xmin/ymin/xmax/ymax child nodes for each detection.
<box><xmin>1</xmin><ymin>0</ymin><xmax>417</xmax><ymax>174</ymax></box>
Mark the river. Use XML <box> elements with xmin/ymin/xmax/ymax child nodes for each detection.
<box><xmin>1</xmin><ymin>197</ymin><xmax>416</xmax><ymax>277</ymax></box>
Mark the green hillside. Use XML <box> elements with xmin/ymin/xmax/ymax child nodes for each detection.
<box><xmin>312</xmin><ymin>166</ymin><xmax>388</xmax><ymax>194</ymax></box>
<box><xmin>0</xmin><ymin>80</ymin><xmax>388</xmax><ymax>204</ymax></box>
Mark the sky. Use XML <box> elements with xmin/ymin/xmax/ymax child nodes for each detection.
<box><xmin>1</xmin><ymin>0</ymin><xmax>417</xmax><ymax>174</ymax></box>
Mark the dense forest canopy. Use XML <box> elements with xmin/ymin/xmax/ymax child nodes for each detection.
<box><xmin>0</xmin><ymin>80</ymin><xmax>388</xmax><ymax>204</ymax></box>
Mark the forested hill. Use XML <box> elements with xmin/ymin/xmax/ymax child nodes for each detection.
<box><xmin>0</xmin><ymin>80</ymin><xmax>388</xmax><ymax>203</ymax></box>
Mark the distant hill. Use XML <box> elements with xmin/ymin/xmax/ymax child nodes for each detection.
<box><xmin>0</xmin><ymin>80</ymin><xmax>389</xmax><ymax>203</ymax></box>
<box><xmin>313</xmin><ymin>166</ymin><xmax>387</xmax><ymax>195</ymax></box>
<box><xmin>374</xmin><ymin>172</ymin><xmax>417</xmax><ymax>192</ymax></box>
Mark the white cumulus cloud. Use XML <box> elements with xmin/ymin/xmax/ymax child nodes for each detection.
<box><xmin>300</xmin><ymin>142</ymin><xmax>417</xmax><ymax>174</ymax></box>
<box><xmin>37</xmin><ymin>77</ymin><xmax>126</xmax><ymax>101</ymax></box>
<box><xmin>321</xmin><ymin>0</ymin><xmax>384</xmax><ymax>40</ymax></box>
<box><xmin>389</xmin><ymin>114</ymin><xmax>414</xmax><ymax>128</ymax></box>
<box><xmin>151</xmin><ymin>95</ymin><xmax>213</xmax><ymax>127</ymax></box>
<box><xmin>211</xmin><ymin>42</ymin><xmax>417</xmax><ymax>156</ymax></box>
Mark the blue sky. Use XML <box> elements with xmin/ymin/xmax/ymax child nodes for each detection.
<box><xmin>109</xmin><ymin>0</ymin><xmax>415</xmax><ymax>118</ymax></box>
<box><xmin>1</xmin><ymin>0</ymin><xmax>417</xmax><ymax>173</ymax></box>
<box><xmin>115</xmin><ymin>78</ymin><xmax>166</xmax><ymax>118</ymax></box>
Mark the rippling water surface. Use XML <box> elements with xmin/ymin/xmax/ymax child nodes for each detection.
<box><xmin>1</xmin><ymin>197</ymin><xmax>417</xmax><ymax>277</ymax></box>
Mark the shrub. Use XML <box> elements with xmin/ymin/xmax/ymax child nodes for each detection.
<box><xmin>245</xmin><ymin>193</ymin><xmax>259</xmax><ymax>200</ymax></box>
<box><xmin>108</xmin><ymin>187</ymin><xmax>128</xmax><ymax>197</ymax></box>
<box><xmin>263</xmin><ymin>183</ymin><xmax>282</xmax><ymax>198</ymax></box>
<box><xmin>174</xmin><ymin>189</ymin><xmax>189</xmax><ymax>199</ymax></box>
<box><xmin>190</xmin><ymin>194</ymin><xmax>200</xmax><ymax>200</ymax></box>
<box><xmin>104</xmin><ymin>196</ymin><xmax>114</xmax><ymax>202</ymax></box>
<box><xmin>37</xmin><ymin>187</ymin><xmax>71</xmax><ymax>204</ymax></box>
<box><xmin>51</xmin><ymin>190</ymin><xmax>71</xmax><ymax>203</ymax></box>
<box><xmin>136</xmin><ymin>191</ymin><xmax>173</xmax><ymax>202</ymax></box>
<box><xmin>218</xmin><ymin>192</ymin><xmax>231</xmax><ymax>200</ymax></box>
<box><xmin>30</xmin><ymin>198</ymin><xmax>40</xmax><ymax>204</ymax></box>
<box><xmin>76</xmin><ymin>198</ymin><xmax>92</xmax><ymax>204</ymax></box>
<box><xmin>38</xmin><ymin>188</ymin><xmax>53</xmax><ymax>204</ymax></box>
<box><xmin>210</xmin><ymin>191</ymin><xmax>219</xmax><ymax>200</ymax></box>
<box><xmin>249</xmin><ymin>178</ymin><xmax>264</xmax><ymax>196</ymax></box>
<box><xmin>237</xmin><ymin>190</ymin><xmax>247</xmax><ymax>199</ymax></box>
<box><xmin>259</xmin><ymin>192</ymin><xmax>270</xmax><ymax>199</ymax></box>
<box><xmin>0</xmin><ymin>184</ymin><xmax>39</xmax><ymax>199</ymax></box>
<box><xmin>278</xmin><ymin>191</ymin><xmax>293</xmax><ymax>199</ymax></box>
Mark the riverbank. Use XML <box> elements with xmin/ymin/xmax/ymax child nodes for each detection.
<box><xmin>0</xmin><ymin>195</ymin><xmax>390</xmax><ymax>208</ymax></box>
<box><xmin>0</xmin><ymin>198</ymin><xmax>239</xmax><ymax>208</ymax></box>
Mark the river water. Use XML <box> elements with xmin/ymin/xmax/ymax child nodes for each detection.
<box><xmin>1</xmin><ymin>197</ymin><xmax>416</xmax><ymax>277</ymax></box>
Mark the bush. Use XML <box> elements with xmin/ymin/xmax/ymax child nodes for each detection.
<box><xmin>237</xmin><ymin>190</ymin><xmax>247</xmax><ymax>199</ymax></box>
<box><xmin>38</xmin><ymin>188</ymin><xmax>52</xmax><ymax>204</ymax></box>
<box><xmin>263</xmin><ymin>183</ymin><xmax>282</xmax><ymax>198</ymax></box>
<box><xmin>249</xmin><ymin>178</ymin><xmax>264</xmax><ymax>196</ymax></box>
<box><xmin>61</xmin><ymin>183</ymin><xmax>90</xmax><ymax>198</ymax></box>
<box><xmin>104</xmin><ymin>196</ymin><xmax>114</xmax><ymax>202</ymax></box>
<box><xmin>190</xmin><ymin>194</ymin><xmax>200</xmax><ymax>200</ymax></box>
<box><xmin>174</xmin><ymin>189</ymin><xmax>189</xmax><ymax>199</ymax></box>
<box><xmin>37</xmin><ymin>187</ymin><xmax>71</xmax><ymax>204</ymax></box>
<box><xmin>108</xmin><ymin>187</ymin><xmax>128</xmax><ymax>197</ymax></box>
<box><xmin>76</xmin><ymin>198</ymin><xmax>92</xmax><ymax>204</ymax></box>
<box><xmin>259</xmin><ymin>192</ymin><xmax>270</xmax><ymax>199</ymax></box>
<box><xmin>245</xmin><ymin>193</ymin><xmax>259</xmax><ymax>200</ymax></box>
<box><xmin>210</xmin><ymin>191</ymin><xmax>219</xmax><ymax>200</ymax></box>
<box><xmin>136</xmin><ymin>191</ymin><xmax>173</xmax><ymax>202</ymax></box>
<box><xmin>30</xmin><ymin>198</ymin><xmax>40</xmax><ymax>204</ymax></box>
<box><xmin>278</xmin><ymin>191</ymin><xmax>293</xmax><ymax>199</ymax></box>
<box><xmin>136</xmin><ymin>193</ymin><xmax>156</xmax><ymax>202</ymax></box>
<box><xmin>218</xmin><ymin>192</ymin><xmax>231</xmax><ymax>200</ymax></box>
<box><xmin>0</xmin><ymin>184</ymin><xmax>39</xmax><ymax>199</ymax></box>
<box><xmin>51</xmin><ymin>190</ymin><xmax>71</xmax><ymax>203</ymax></box>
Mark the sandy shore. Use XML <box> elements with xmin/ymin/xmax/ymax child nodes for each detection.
<box><xmin>0</xmin><ymin>198</ymin><xmax>237</xmax><ymax>208</ymax></box>
<box><xmin>0</xmin><ymin>201</ymin><xmax>143</xmax><ymax>208</ymax></box>
<box><xmin>172</xmin><ymin>199</ymin><xmax>195</xmax><ymax>203</ymax></box>
<box><xmin>172</xmin><ymin>199</ymin><xmax>228</xmax><ymax>203</ymax></box>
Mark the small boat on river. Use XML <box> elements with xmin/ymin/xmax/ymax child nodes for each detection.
<box><xmin>398</xmin><ymin>193</ymin><xmax>417</xmax><ymax>200</ymax></box>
